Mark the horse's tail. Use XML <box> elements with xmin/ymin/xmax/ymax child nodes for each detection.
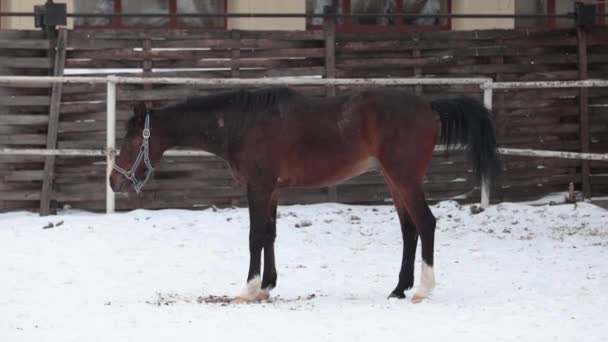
<box><xmin>431</xmin><ymin>96</ymin><xmax>501</xmax><ymax>187</ymax></box>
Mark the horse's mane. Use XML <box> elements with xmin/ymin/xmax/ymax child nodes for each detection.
<box><xmin>164</xmin><ymin>87</ymin><xmax>295</xmax><ymax>116</ymax></box>
<box><xmin>127</xmin><ymin>87</ymin><xmax>296</xmax><ymax>131</ymax></box>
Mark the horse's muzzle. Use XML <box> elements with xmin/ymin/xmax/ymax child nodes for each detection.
<box><xmin>109</xmin><ymin>171</ymin><xmax>131</xmax><ymax>193</ymax></box>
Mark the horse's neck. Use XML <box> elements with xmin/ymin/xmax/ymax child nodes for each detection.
<box><xmin>169</xmin><ymin>111</ymin><xmax>231</xmax><ymax>159</ymax></box>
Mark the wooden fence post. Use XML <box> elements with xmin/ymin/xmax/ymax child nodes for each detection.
<box><xmin>40</xmin><ymin>27</ymin><xmax>67</xmax><ymax>216</ymax></box>
<box><xmin>412</xmin><ymin>34</ymin><xmax>422</xmax><ymax>94</ymax></box>
<box><xmin>577</xmin><ymin>26</ymin><xmax>591</xmax><ymax>199</ymax></box>
<box><xmin>324</xmin><ymin>5</ymin><xmax>338</xmax><ymax>202</ymax></box>
<box><xmin>230</xmin><ymin>30</ymin><xmax>241</xmax><ymax>206</ymax></box>
<box><xmin>231</xmin><ymin>30</ymin><xmax>241</xmax><ymax>78</ymax></box>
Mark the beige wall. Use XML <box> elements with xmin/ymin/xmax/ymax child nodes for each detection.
<box><xmin>451</xmin><ymin>0</ymin><xmax>515</xmax><ymax>30</ymax></box>
<box><xmin>1</xmin><ymin>0</ymin><xmax>516</xmax><ymax>31</ymax></box>
<box><xmin>228</xmin><ymin>0</ymin><xmax>304</xmax><ymax>30</ymax></box>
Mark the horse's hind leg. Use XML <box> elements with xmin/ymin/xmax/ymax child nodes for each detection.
<box><xmin>386</xmin><ymin>180</ymin><xmax>419</xmax><ymax>299</ymax></box>
<box><xmin>405</xmin><ymin>190</ymin><xmax>436</xmax><ymax>303</ymax></box>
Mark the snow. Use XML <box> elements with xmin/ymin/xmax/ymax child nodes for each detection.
<box><xmin>1</xmin><ymin>201</ymin><xmax>607</xmax><ymax>342</ymax></box>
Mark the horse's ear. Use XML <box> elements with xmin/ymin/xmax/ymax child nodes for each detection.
<box><xmin>133</xmin><ymin>102</ymin><xmax>147</xmax><ymax>118</ymax></box>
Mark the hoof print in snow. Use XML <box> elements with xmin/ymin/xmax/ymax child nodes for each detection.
<box><xmin>295</xmin><ymin>220</ymin><xmax>312</xmax><ymax>228</ymax></box>
<box><xmin>470</xmin><ymin>205</ymin><xmax>484</xmax><ymax>215</ymax></box>
<box><xmin>42</xmin><ymin>222</ymin><xmax>57</xmax><ymax>229</ymax></box>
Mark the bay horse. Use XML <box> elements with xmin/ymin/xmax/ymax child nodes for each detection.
<box><xmin>110</xmin><ymin>87</ymin><xmax>499</xmax><ymax>303</ymax></box>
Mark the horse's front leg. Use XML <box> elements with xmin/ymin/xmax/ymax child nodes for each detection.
<box><xmin>232</xmin><ymin>182</ymin><xmax>277</xmax><ymax>303</ymax></box>
<box><xmin>262</xmin><ymin>195</ymin><xmax>278</xmax><ymax>290</ymax></box>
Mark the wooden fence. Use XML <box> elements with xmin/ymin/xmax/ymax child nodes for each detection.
<box><xmin>0</xmin><ymin>25</ymin><xmax>607</xmax><ymax>213</ymax></box>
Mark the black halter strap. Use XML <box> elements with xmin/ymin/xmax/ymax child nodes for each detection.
<box><xmin>112</xmin><ymin>112</ymin><xmax>154</xmax><ymax>193</ymax></box>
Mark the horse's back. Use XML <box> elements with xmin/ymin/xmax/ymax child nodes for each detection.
<box><xmin>271</xmin><ymin>89</ymin><xmax>436</xmax><ymax>187</ymax></box>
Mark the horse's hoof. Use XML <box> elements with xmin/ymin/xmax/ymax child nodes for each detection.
<box><xmin>387</xmin><ymin>291</ymin><xmax>406</xmax><ymax>299</ymax></box>
<box><xmin>411</xmin><ymin>294</ymin><xmax>427</xmax><ymax>304</ymax></box>
<box><xmin>233</xmin><ymin>275</ymin><xmax>271</xmax><ymax>304</ymax></box>
<box><xmin>231</xmin><ymin>296</ymin><xmax>249</xmax><ymax>304</ymax></box>
<box><xmin>230</xmin><ymin>291</ymin><xmax>270</xmax><ymax>304</ymax></box>
<box><xmin>255</xmin><ymin>290</ymin><xmax>270</xmax><ymax>301</ymax></box>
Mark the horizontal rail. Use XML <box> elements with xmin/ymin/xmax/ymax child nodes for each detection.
<box><xmin>484</xmin><ymin>79</ymin><xmax>608</xmax><ymax>89</ymax></box>
<box><xmin>498</xmin><ymin>148</ymin><xmax>608</xmax><ymax>161</ymax></box>
<box><xmin>0</xmin><ymin>148</ymin><xmax>213</xmax><ymax>157</ymax></box>
<box><xmin>0</xmin><ymin>76</ymin><xmax>493</xmax><ymax>86</ymax></box>
<box><xmin>3</xmin><ymin>76</ymin><xmax>608</xmax><ymax>89</ymax></box>
<box><xmin>0</xmin><ymin>148</ymin><xmax>106</xmax><ymax>157</ymax></box>
<box><xmin>2</xmin><ymin>147</ymin><xmax>606</xmax><ymax>161</ymax></box>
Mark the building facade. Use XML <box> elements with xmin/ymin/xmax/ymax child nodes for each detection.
<box><xmin>0</xmin><ymin>0</ymin><xmax>604</xmax><ymax>31</ymax></box>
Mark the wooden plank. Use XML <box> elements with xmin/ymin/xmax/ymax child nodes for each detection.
<box><xmin>0</xmin><ymin>57</ymin><xmax>53</xmax><ymax>69</ymax></box>
<box><xmin>0</xmin><ymin>96</ymin><xmax>51</xmax><ymax>106</ymax></box>
<box><xmin>337</xmin><ymin>56</ymin><xmax>459</xmax><ymax>68</ymax></box>
<box><xmin>66</xmin><ymin>38</ymin><xmax>140</xmax><ymax>50</ymax></box>
<box><xmin>0</xmin><ymin>191</ymin><xmax>41</xmax><ymax>201</ymax></box>
<box><xmin>0</xmin><ymin>134</ymin><xmax>48</xmax><ymax>145</ymax></box>
<box><xmin>68</xmin><ymin>48</ymin><xmax>231</xmax><ymax>60</ymax></box>
<box><xmin>240</xmin><ymin>30</ymin><xmax>324</xmax><ymax>40</ymax></box>
<box><xmin>68</xmin><ymin>47</ymin><xmax>324</xmax><ymax>61</ymax></box>
<box><xmin>0</xmin><ymin>39</ymin><xmax>51</xmax><ymax>49</ymax></box>
<box><xmin>0</xmin><ymin>115</ymin><xmax>49</xmax><ymax>125</ymax></box>
<box><xmin>336</xmin><ymin>28</ymin><xmax>575</xmax><ymax>42</ymax></box>
<box><xmin>68</xmin><ymin>36</ymin><xmax>223</xmax><ymax>50</ymax></box>
<box><xmin>65</xmin><ymin>57</ymin><xmax>323</xmax><ymax>69</ymax></box>
<box><xmin>40</xmin><ymin>28</ymin><xmax>67</xmax><ymax>216</ymax></box>
<box><xmin>337</xmin><ymin>36</ymin><xmax>577</xmax><ymax>53</ymax></box>
<box><xmin>153</xmin><ymin>39</ymin><xmax>319</xmax><ymax>50</ymax></box>
<box><xmin>69</xmin><ymin>29</ymin><xmax>230</xmax><ymax>41</ymax></box>
<box><xmin>1</xmin><ymin>170</ymin><xmax>44</xmax><ymax>182</ymax></box>
<box><xmin>0</xmin><ymin>30</ymin><xmax>46</xmax><ymax>39</ymax></box>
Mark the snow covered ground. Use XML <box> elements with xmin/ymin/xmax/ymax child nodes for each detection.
<box><xmin>1</xmin><ymin>201</ymin><xmax>607</xmax><ymax>342</ymax></box>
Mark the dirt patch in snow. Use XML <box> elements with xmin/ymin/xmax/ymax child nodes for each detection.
<box><xmin>147</xmin><ymin>292</ymin><xmax>319</xmax><ymax>307</ymax></box>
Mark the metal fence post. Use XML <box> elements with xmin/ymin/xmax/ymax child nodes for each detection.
<box><xmin>106</xmin><ymin>76</ymin><xmax>117</xmax><ymax>214</ymax></box>
<box><xmin>481</xmin><ymin>82</ymin><xmax>494</xmax><ymax>208</ymax></box>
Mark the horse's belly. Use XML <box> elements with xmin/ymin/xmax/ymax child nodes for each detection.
<box><xmin>279</xmin><ymin>156</ymin><xmax>380</xmax><ymax>188</ymax></box>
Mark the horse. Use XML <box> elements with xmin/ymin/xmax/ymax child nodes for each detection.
<box><xmin>109</xmin><ymin>87</ymin><xmax>500</xmax><ymax>303</ymax></box>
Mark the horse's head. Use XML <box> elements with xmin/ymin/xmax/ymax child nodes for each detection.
<box><xmin>109</xmin><ymin>103</ymin><xmax>169</xmax><ymax>194</ymax></box>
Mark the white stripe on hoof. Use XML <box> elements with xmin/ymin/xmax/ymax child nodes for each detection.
<box><xmin>412</xmin><ymin>262</ymin><xmax>435</xmax><ymax>304</ymax></box>
<box><xmin>231</xmin><ymin>276</ymin><xmax>270</xmax><ymax>303</ymax></box>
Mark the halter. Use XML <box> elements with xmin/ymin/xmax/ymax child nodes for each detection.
<box><xmin>112</xmin><ymin>113</ymin><xmax>154</xmax><ymax>194</ymax></box>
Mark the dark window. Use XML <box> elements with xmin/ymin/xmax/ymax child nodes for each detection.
<box><xmin>515</xmin><ymin>0</ymin><xmax>606</xmax><ymax>28</ymax></box>
<box><xmin>306</xmin><ymin>0</ymin><xmax>450</xmax><ymax>31</ymax></box>
<box><xmin>74</xmin><ymin>0</ymin><xmax>226</xmax><ymax>29</ymax></box>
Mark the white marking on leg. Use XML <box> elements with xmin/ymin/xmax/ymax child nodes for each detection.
<box><xmin>413</xmin><ymin>262</ymin><xmax>435</xmax><ymax>303</ymax></box>
<box><xmin>233</xmin><ymin>275</ymin><xmax>270</xmax><ymax>303</ymax></box>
